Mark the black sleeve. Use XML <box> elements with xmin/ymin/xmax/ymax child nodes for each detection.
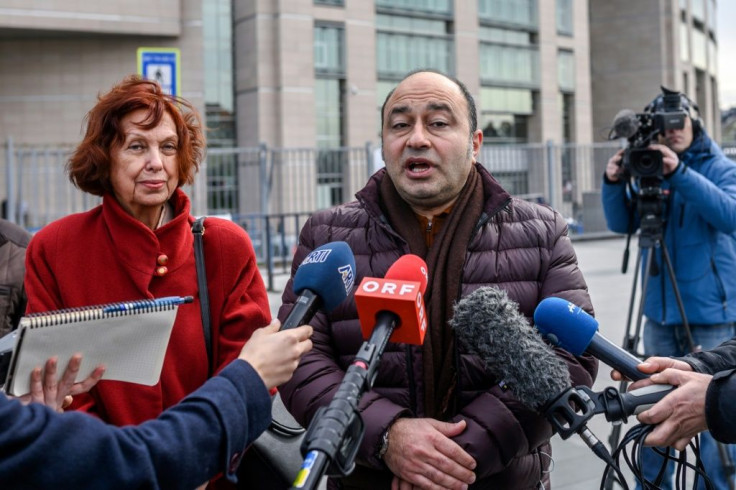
<box><xmin>680</xmin><ymin>338</ymin><xmax>736</xmax><ymax>374</ymax></box>
<box><xmin>705</xmin><ymin>369</ymin><xmax>736</xmax><ymax>444</ymax></box>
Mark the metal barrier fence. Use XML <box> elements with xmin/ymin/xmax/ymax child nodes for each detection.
<box><xmin>5</xmin><ymin>137</ymin><xmax>736</xmax><ymax>289</ymax></box>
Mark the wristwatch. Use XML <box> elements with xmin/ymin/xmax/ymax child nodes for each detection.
<box><xmin>377</xmin><ymin>427</ymin><xmax>390</xmax><ymax>459</ymax></box>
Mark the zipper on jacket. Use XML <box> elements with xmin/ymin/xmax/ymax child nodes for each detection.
<box><xmin>425</xmin><ymin>219</ymin><xmax>433</xmax><ymax>244</ymax></box>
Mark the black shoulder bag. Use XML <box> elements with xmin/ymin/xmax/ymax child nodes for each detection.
<box><xmin>191</xmin><ymin>217</ymin><xmax>306</xmax><ymax>489</ymax></box>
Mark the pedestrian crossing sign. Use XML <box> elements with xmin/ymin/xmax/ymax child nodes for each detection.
<box><xmin>137</xmin><ymin>47</ymin><xmax>181</xmax><ymax>97</ymax></box>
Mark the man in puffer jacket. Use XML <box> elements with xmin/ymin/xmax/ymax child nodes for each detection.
<box><xmin>279</xmin><ymin>69</ymin><xmax>598</xmax><ymax>489</ymax></box>
<box><xmin>602</xmin><ymin>87</ymin><xmax>736</xmax><ymax>489</ymax></box>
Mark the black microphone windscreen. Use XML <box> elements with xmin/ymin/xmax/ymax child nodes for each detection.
<box><xmin>612</xmin><ymin>109</ymin><xmax>639</xmax><ymax>139</ymax></box>
<box><xmin>451</xmin><ymin>287</ymin><xmax>570</xmax><ymax>411</ymax></box>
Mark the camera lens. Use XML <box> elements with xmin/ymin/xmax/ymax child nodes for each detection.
<box><xmin>639</xmin><ymin>155</ymin><xmax>655</xmax><ymax>171</ymax></box>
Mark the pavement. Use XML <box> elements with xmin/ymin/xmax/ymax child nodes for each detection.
<box><xmin>262</xmin><ymin>236</ymin><xmax>643</xmax><ymax>489</ymax></box>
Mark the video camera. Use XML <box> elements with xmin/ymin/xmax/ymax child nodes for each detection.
<box><xmin>611</xmin><ymin>87</ymin><xmax>689</xmax><ymax>182</ymax></box>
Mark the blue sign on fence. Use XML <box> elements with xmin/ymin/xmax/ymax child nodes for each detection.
<box><xmin>137</xmin><ymin>47</ymin><xmax>181</xmax><ymax>96</ymax></box>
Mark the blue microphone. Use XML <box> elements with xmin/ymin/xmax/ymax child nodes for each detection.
<box><xmin>533</xmin><ymin>297</ymin><xmax>647</xmax><ymax>381</ymax></box>
<box><xmin>280</xmin><ymin>241</ymin><xmax>356</xmax><ymax>330</ymax></box>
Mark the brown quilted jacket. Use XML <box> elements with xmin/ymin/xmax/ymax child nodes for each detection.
<box><xmin>279</xmin><ymin>165</ymin><xmax>598</xmax><ymax>489</ymax></box>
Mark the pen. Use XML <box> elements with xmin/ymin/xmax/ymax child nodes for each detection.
<box><xmin>103</xmin><ymin>296</ymin><xmax>194</xmax><ymax>313</ymax></box>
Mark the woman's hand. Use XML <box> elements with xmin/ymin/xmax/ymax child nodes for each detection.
<box><xmin>17</xmin><ymin>354</ymin><xmax>105</xmax><ymax>412</ymax></box>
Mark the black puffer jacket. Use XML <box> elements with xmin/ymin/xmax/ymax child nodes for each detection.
<box><xmin>279</xmin><ymin>166</ymin><xmax>598</xmax><ymax>489</ymax></box>
<box><xmin>0</xmin><ymin>219</ymin><xmax>31</xmax><ymax>336</ymax></box>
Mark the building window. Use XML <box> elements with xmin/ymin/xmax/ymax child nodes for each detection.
<box><xmin>556</xmin><ymin>0</ymin><xmax>573</xmax><ymax>36</ymax></box>
<box><xmin>480</xmin><ymin>114</ymin><xmax>529</xmax><ymax>144</ymax></box>
<box><xmin>376</xmin><ymin>33</ymin><xmax>452</xmax><ymax>78</ymax></box>
<box><xmin>376</xmin><ymin>12</ymin><xmax>453</xmax><ymax>78</ymax></box>
<box><xmin>375</xmin><ymin>0</ymin><xmax>452</xmax><ymax>15</ymax></box>
<box><xmin>480</xmin><ymin>87</ymin><xmax>534</xmax><ymax>114</ymax></box>
<box><xmin>314</xmin><ymin>24</ymin><xmax>345</xmax><ymax>75</ymax></box>
<box><xmin>480</xmin><ymin>42</ymin><xmax>539</xmax><ymax>87</ymax></box>
<box><xmin>203</xmin><ymin>0</ymin><xmax>234</xmax><ymax>147</ymax></box>
<box><xmin>708</xmin><ymin>35</ymin><xmax>717</xmax><ymax>73</ymax></box>
<box><xmin>692</xmin><ymin>0</ymin><xmax>706</xmax><ymax>23</ymax></box>
<box><xmin>692</xmin><ymin>28</ymin><xmax>707</xmax><ymax>69</ymax></box>
<box><xmin>315</xmin><ymin>0</ymin><xmax>344</xmax><ymax>6</ymax></box>
<box><xmin>315</xmin><ymin>79</ymin><xmax>343</xmax><ymax>148</ymax></box>
<box><xmin>683</xmin><ymin>71</ymin><xmax>689</xmax><ymax>96</ymax></box>
<box><xmin>560</xmin><ymin>92</ymin><xmax>574</xmax><ymax>142</ymax></box>
<box><xmin>680</xmin><ymin>20</ymin><xmax>690</xmax><ymax>62</ymax></box>
<box><xmin>479</xmin><ymin>26</ymin><xmax>533</xmax><ymax>45</ymax></box>
<box><xmin>314</xmin><ymin>25</ymin><xmax>346</xmax><ymax>208</ymax></box>
<box><xmin>695</xmin><ymin>69</ymin><xmax>706</xmax><ymax>120</ymax></box>
<box><xmin>557</xmin><ymin>49</ymin><xmax>575</xmax><ymax>92</ymax></box>
<box><xmin>479</xmin><ymin>87</ymin><xmax>532</xmax><ymax>144</ymax></box>
<box><xmin>478</xmin><ymin>0</ymin><xmax>537</xmax><ymax>29</ymax></box>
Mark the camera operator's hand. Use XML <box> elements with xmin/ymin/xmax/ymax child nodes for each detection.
<box><xmin>648</xmin><ymin>143</ymin><xmax>680</xmax><ymax>176</ymax></box>
<box><xmin>605</xmin><ymin>149</ymin><xmax>625</xmax><ymax>182</ymax></box>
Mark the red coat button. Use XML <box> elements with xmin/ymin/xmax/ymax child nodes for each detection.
<box><xmin>157</xmin><ymin>254</ymin><xmax>168</xmax><ymax>265</ymax></box>
<box><xmin>156</xmin><ymin>266</ymin><xmax>168</xmax><ymax>276</ymax></box>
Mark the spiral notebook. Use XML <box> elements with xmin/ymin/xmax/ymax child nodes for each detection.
<box><xmin>3</xmin><ymin>296</ymin><xmax>192</xmax><ymax>396</ymax></box>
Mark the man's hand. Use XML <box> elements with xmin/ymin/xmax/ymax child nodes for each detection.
<box><xmin>610</xmin><ymin>356</ymin><xmax>692</xmax><ymax>390</ymax></box>
<box><xmin>636</xmin><ymin>368</ymin><xmax>711</xmax><ymax>450</ymax></box>
<box><xmin>238</xmin><ymin>319</ymin><xmax>313</xmax><ymax>390</ymax></box>
<box><xmin>18</xmin><ymin>354</ymin><xmax>105</xmax><ymax>412</ymax></box>
<box><xmin>648</xmin><ymin>143</ymin><xmax>680</xmax><ymax>175</ymax></box>
<box><xmin>383</xmin><ymin>418</ymin><xmax>476</xmax><ymax>490</ymax></box>
<box><xmin>605</xmin><ymin>149</ymin><xmax>625</xmax><ymax>182</ymax></box>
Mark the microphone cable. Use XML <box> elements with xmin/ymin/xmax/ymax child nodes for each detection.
<box><xmin>600</xmin><ymin>423</ymin><xmax>714</xmax><ymax>490</ymax></box>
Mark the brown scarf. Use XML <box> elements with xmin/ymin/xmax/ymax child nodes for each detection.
<box><xmin>379</xmin><ymin>166</ymin><xmax>485</xmax><ymax>419</ymax></box>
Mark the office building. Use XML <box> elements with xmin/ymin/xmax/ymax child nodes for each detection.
<box><xmin>0</xmin><ymin>0</ymin><xmax>720</xmax><ymax>220</ymax></box>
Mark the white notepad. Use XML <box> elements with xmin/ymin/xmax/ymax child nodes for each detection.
<box><xmin>3</xmin><ymin>296</ymin><xmax>191</xmax><ymax>396</ymax></box>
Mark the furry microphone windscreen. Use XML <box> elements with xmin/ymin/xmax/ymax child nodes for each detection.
<box><xmin>450</xmin><ymin>286</ymin><xmax>571</xmax><ymax>411</ymax></box>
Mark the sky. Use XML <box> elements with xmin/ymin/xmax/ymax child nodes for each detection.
<box><xmin>718</xmin><ymin>1</ymin><xmax>736</xmax><ymax>109</ymax></box>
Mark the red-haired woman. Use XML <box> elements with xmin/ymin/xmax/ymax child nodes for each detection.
<box><xmin>24</xmin><ymin>75</ymin><xmax>270</xmax><ymax>440</ymax></box>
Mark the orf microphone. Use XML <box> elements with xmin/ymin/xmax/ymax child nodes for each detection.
<box><xmin>533</xmin><ymin>297</ymin><xmax>646</xmax><ymax>382</ymax></box>
<box><xmin>611</xmin><ymin>109</ymin><xmax>640</xmax><ymax>139</ymax></box>
<box><xmin>294</xmin><ymin>254</ymin><xmax>428</xmax><ymax>488</ymax></box>
<box><xmin>281</xmin><ymin>241</ymin><xmax>356</xmax><ymax>330</ymax></box>
<box><xmin>354</xmin><ymin>254</ymin><xmax>428</xmax><ymax>345</ymax></box>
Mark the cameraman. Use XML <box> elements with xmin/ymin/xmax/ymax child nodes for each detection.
<box><xmin>602</xmin><ymin>87</ymin><xmax>736</xmax><ymax>490</ymax></box>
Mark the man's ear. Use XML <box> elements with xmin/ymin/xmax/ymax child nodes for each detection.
<box><xmin>472</xmin><ymin>130</ymin><xmax>483</xmax><ymax>160</ymax></box>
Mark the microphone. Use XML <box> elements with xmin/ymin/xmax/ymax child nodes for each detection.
<box><xmin>451</xmin><ymin>286</ymin><xmax>570</xmax><ymax>411</ymax></box>
<box><xmin>354</xmin><ymin>254</ymin><xmax>428</xmax><ymax>345</ymax></box>
<box><xmin>533</xmin><ymin>297</ymin><xmax>647</xmax><ymax>382</ymax></box>
<box><xmin>450</xmin><ymin>287</ymin><xmax>670</xmax><ymax>472</ymax></box>
<box><xmin>450</xmin><ymin>286</ymin><xmax>675</xmax><ymax>488</ymax></box>
<box><xmin>451</xmin><ymin>287</ymin><xmax>613</xmax><ymax>463</ymax></box>
<box><xmin>452</xmin><ymin>287</ymin><xmax>673</xmax><ymax>421</ymax></box>
<box><xmin>280</xmin><ymin>241</ymin><xmax>356</xmax><ymax>331</ymax></box>
<box><xmin>611</xmin><ymin>109</ymin><xmax>640</xmax><ymax>139</ymax></box>
<box><xmin>294</xmin><ymin>255</ymin><xmax>428</xmax><ymax>488</ymax></box>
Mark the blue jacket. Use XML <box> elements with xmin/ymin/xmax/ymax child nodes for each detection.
<box><xmin>0</xmin><ymin>360</ymin><xmax>271</xmax><ymax>489</ymax></box>
<box><xmin>602</xmin><ymin>130</ymin><xmax>736</xmax><ymax>325</ymax></box>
